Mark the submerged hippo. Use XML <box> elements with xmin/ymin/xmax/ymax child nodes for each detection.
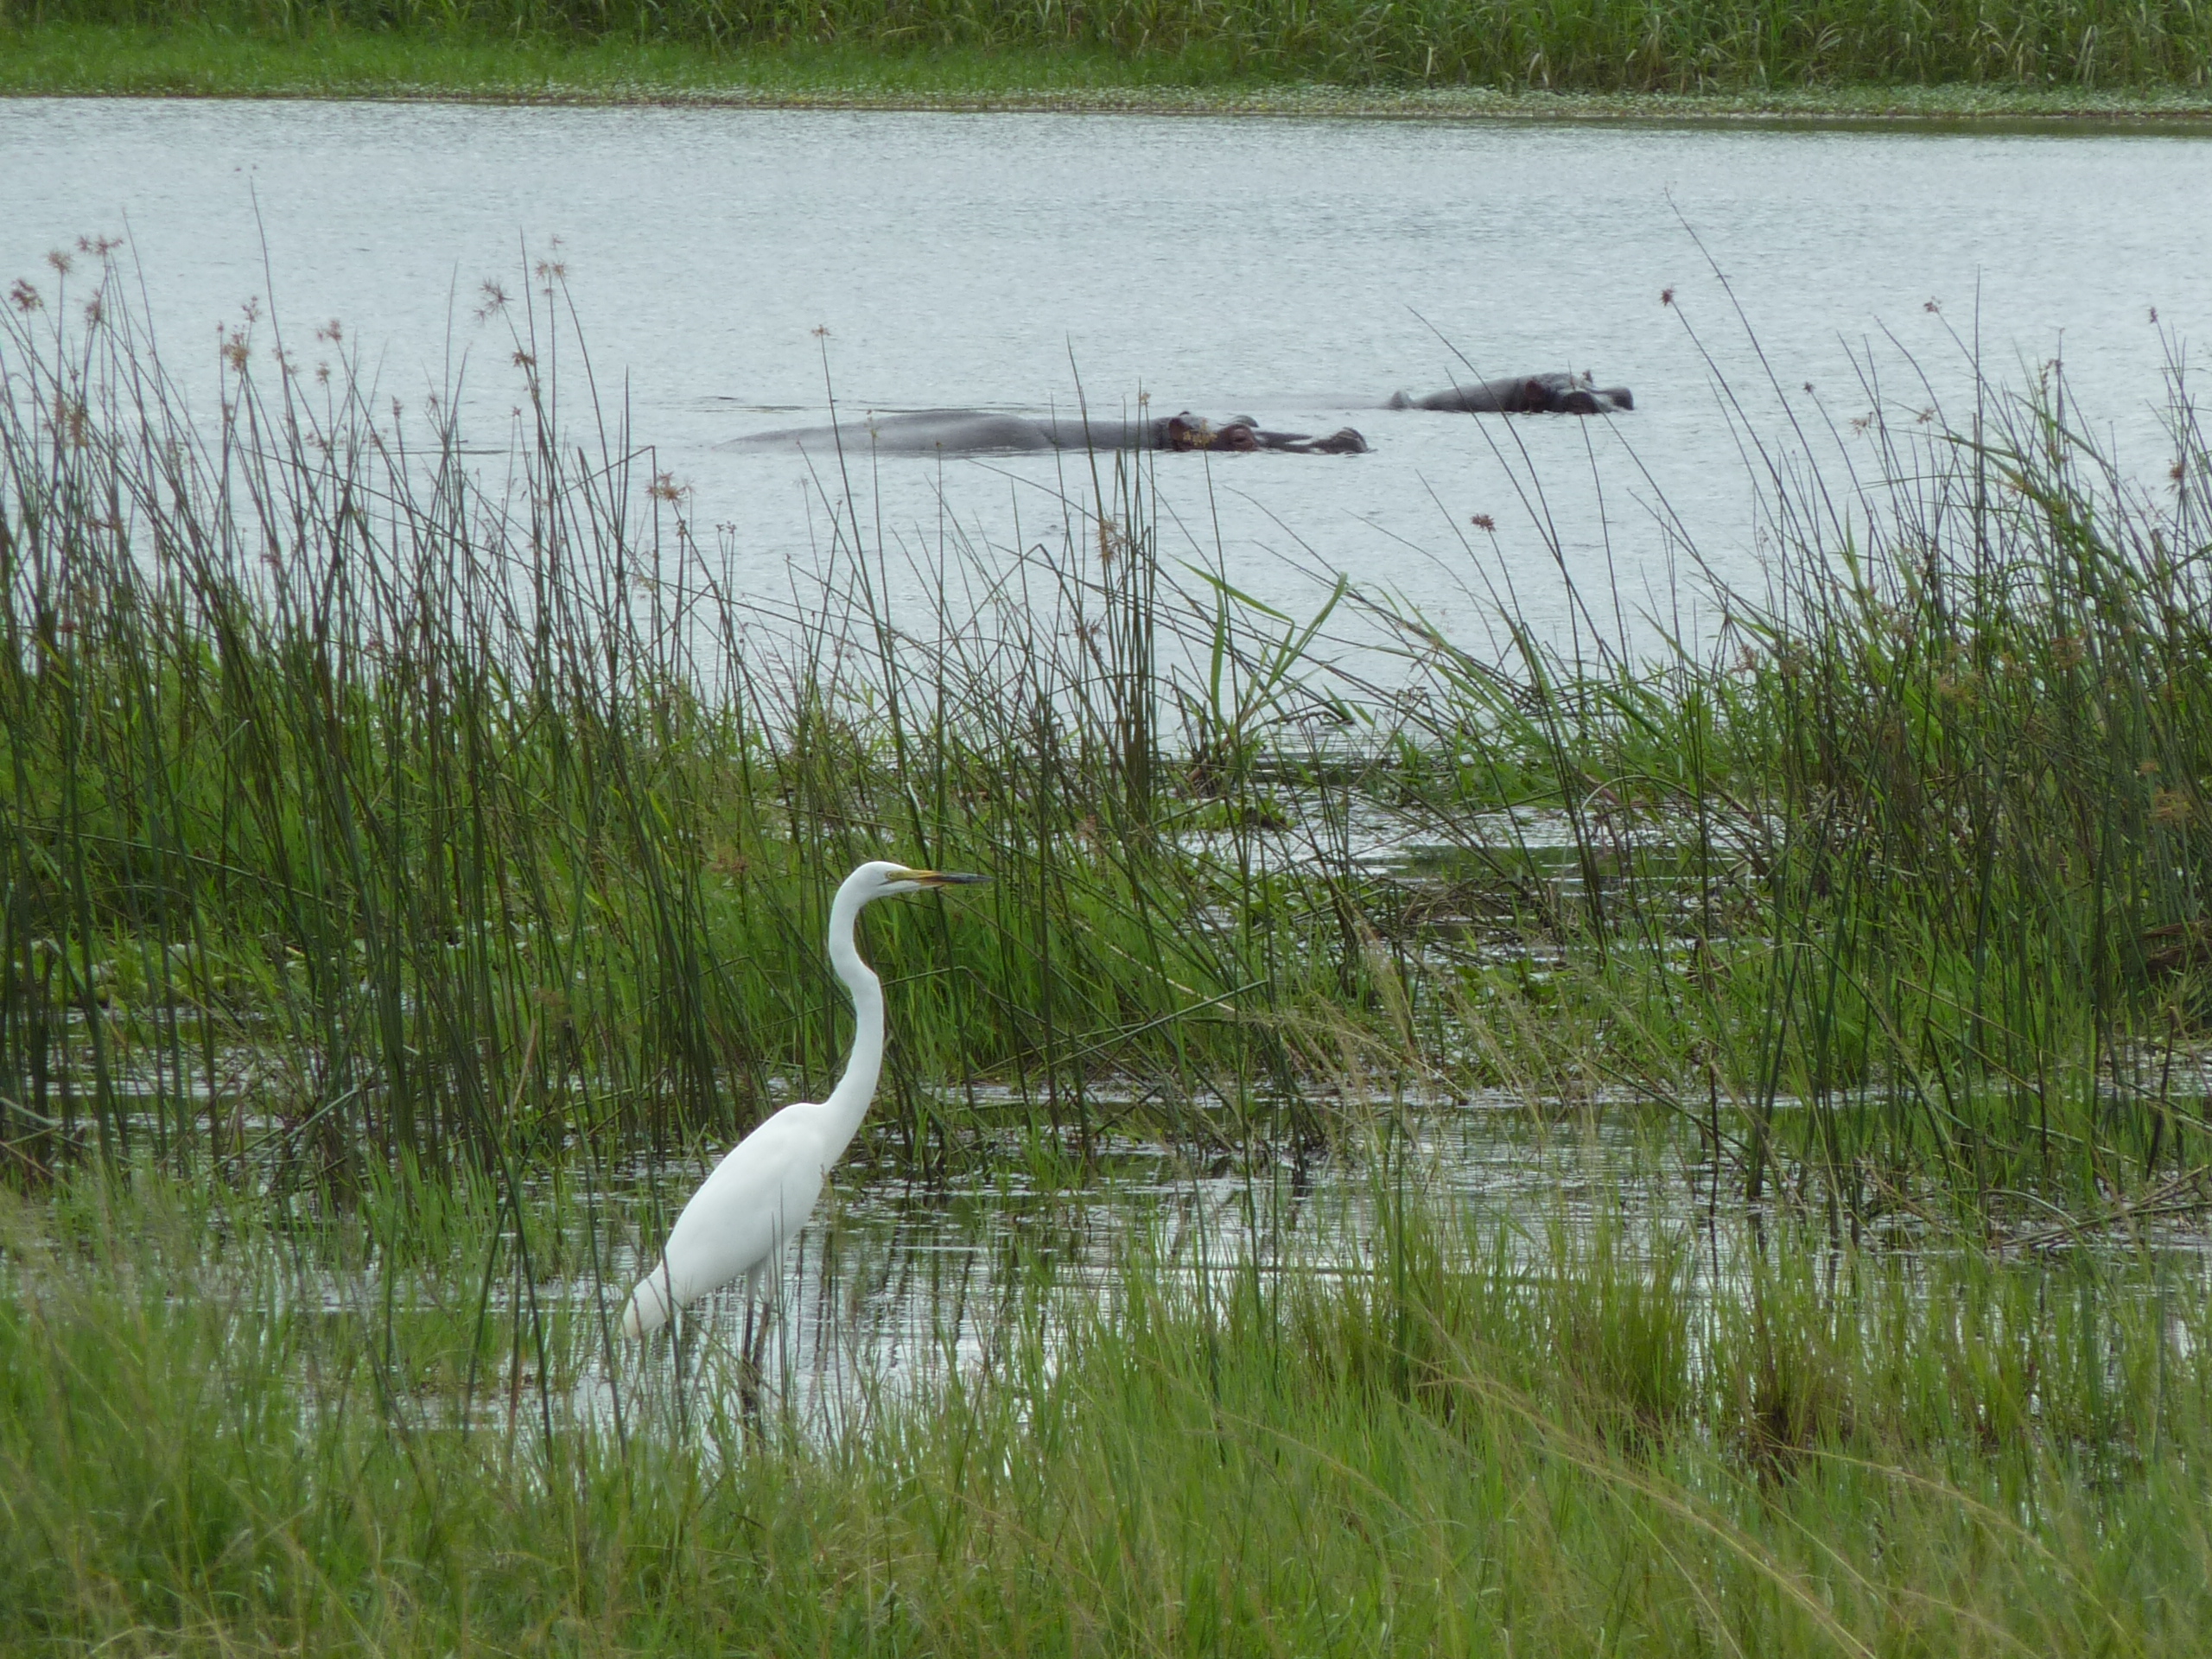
<box><xmin>1163</xmin><ymin>412</ymin><xmax>1369</xmax><ymax>454</ymax></box>
<box><xmin>726</xmin><ymin>408</ymin><xmax>1368</xmax><ymax>458</ymax></box>
<box><xmin>1389</xmin><ymin>372</ymin><xmax>1633</xmax><ymax>416</ymax></box>
<box><xmin>725</xmin><ymin>368</ymin><xmax>1630</xmax><ymax>461</ymax></box>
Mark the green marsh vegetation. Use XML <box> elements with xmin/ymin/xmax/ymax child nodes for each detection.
<box><xmin>3</xmin><ymin>245</ymin><xmax>2212</xmax><ymax>1650</ymax></box>
<box><xmin>5</xmin><ymin>243</ymin><xmax>2212</xmax><ymax>1214</ymax></box>
<box><xmin>4</xmin><ymin>1168</ymin><xmax>2211</xmax><ymax>1651</ymax></box>
<box><xmin>4</xmin><ymin>0</ymin><xmax>2212</xmax><ymax>100</ymax></box>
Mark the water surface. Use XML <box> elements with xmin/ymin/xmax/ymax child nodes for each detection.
<box><xmin>5</xmin><ymin>100</ymin><xmax>2208</xmax><ymax>656</ymax></box>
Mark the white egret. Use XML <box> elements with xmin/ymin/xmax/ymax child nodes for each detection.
<box><xmin>621</xmin><ymin>860</ymin><xmax>987</xmax><ymax>1339</ymax></box>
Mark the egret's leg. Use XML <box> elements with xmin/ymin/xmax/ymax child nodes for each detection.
<box><xmin>671</xmin><ymin>1300</ymin><xmax>696</xmax><ymax>1438</ymax></box>
<box><xmin>737</xmin><ymin>1262</ymin><xmax>772</xmax><ymax>1426</ymax></box>
<box><xmin>747</xmin><ymin>1262</ymin><xmax>772</xmax><ymax>1357</ymax></box>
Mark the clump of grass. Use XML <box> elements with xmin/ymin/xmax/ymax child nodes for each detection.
<box><xmin>1360</xmin><ymin>316</ymin><xmax>2212</xmax><ymax>1217</ymax></box>
<box><xmin>0</xmin><ymin>244</ymin><xmax>1399</xmax><ymax>1183</ymax></box>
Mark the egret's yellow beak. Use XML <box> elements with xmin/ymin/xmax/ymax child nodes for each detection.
<box><xmin>904</xmin><ymin>868</ymin><xmax>989</xmax><ymax>887</ymax></box>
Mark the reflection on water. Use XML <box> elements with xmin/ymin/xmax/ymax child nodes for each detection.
<box><xmin>21</xmin><ymin>1086</ymin><xmax>2211</xmax><ymax>1437</ymax></box>
<box><xmin>599</xmin><ymin>1095</ymin><xmax>2212</xmax><ymax>1434</ymax></box>
<box><xmin>594</xmin><ymin>1103</ymin><xmax>1681</xmax><ymax>1431</ymax></box>
<box><xmin>3</xmin><ymin>100</ymin><xmax>2208</xmax><ymax>659</ymax></box>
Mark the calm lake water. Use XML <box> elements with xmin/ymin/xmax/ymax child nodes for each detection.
<box><xmin>5</xmin><ymin>99</ymin><xmax>2210</xmax><ymax>656</ymax></box>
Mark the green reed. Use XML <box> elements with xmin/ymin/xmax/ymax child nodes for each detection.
<box><xmin>3</xmin><ymin>1161</ymin><xmax>2209</xmax><ymax>1655</ymax></box>
<box><xmin>0</xmin><ymin>249</ymin><xmax>1380</xmax><ymax>1184</ymax></box>
<box><xmin>7</xmin><ymin>245</ymin><xmax>2212</xmax><ymax>1223</ymax></box>
<box><xmin>5</xmin><ymin>0</ymin><xmax>2211</xmax><ymax>90</ymax></box>
<box><xmin>1353</xmin><ymin>323</ymin><xmax>2212</xmax><ymax>1216</ymax></box>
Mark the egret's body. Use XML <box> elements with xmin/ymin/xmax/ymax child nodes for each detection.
<box><xmin>621</xmin><ymin>861</ymin><xmax>983</xmax><ymax>1339</ymax></box>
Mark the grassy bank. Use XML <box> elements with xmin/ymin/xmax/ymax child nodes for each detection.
<box><xmin>3</xmin><ymin>244</ymin><xmax>2212</xmax><ymax>1222</ymax></box>
<box><xmin>3</xmin><ymin>10</ymin><xmax>2212</xmax><ymax>110</ymax></box>
<box><xmin>0</xmin><ymin>23</ymin><xmax>1261</xmax><ymax>105</ymax></box>
<box><xmin>3</xmin><ymin>1168</ymin><xmax>2209</xmax><ymax>1654</ymax></box>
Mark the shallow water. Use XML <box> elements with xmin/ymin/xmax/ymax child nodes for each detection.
<box><xmin>543</xmin><ymin>1092</ymin><xmax>2212</xmax><ymax>1433</ymax></box>
<box><xmin>5</xmin><ymin>100</ymin><xmax>2209</xmax><ymax>658</ymax></box>
<box><xmin>584</xmin><ymin>1102</ymin><xmax>1687</xmax><ymax>1428</ymax></box>
<box><xmin>33</xmin><ymin>1069</ymin><xmax>2212</xmax><ymax>1430</ymax></box>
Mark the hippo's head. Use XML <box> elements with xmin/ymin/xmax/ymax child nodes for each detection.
<box><xmin>1566</xmin><ymin>372</ymin><xmax>1633</xmax><ymax>414</ymax></box>
<box><xmin>1554</xmin><ymin>374</ymin><xmax>1634</xmax><ymax>415</ymax></box>
<box><xmin>1166</xmin><ymin>412</ymin><xmax>1266</xmax><ymax>453</ymax></box>
<box><xmin>1308</xmin><ymin>428</ymin><xmax>1370</xmax><ymax>454</ymax></box>
<box><xmin>1164</xmin><ymin>411</ymin><xmax>1211</xmax><ymax>451</ymax></box>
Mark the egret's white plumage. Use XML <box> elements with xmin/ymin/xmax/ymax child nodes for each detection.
<box><xmin>621</xmin><ymin>860</ymin><xmax>985</xmax><ymax>1338</ymax></box>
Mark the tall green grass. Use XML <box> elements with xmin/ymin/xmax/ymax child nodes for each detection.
<box><xmin>5</xmin><ymin>245</ymin><xmax>2212</xmax><ymax>1221</ymax></box>
<box><xmin>0</xmin><ymin>248</ymin><xmax>1387</xmax><ymax>1184</ymax></box>
<box><xmin>3</xmin><ymin>0</ymin><xmax>2210</xmax><ymax>90</ymax></box>
<box><xmin>3</xmin><ymin>1166</ymin><xmax>2209</xmax><ymax>1654</ymax></box>
<box><xmin>1362</xmin><ymin>327</ymin><xmax>2212</xmax><ymax>1215</ymax></box>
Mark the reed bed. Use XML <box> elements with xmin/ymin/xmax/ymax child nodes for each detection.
<box><xmin>4</xmin><ymin>246</ymin><xmax>2212</xmax><ymax>1225</ymax></box>
<box><xmin>1366</xmin><ymin>329</ymin><xmax>2212</xmax><ymax>1217</ymax></box>
<box><xmin>5</xmin><ymin>0</ymin><xmax>2211</xmax><ymax>91</ymax></box>
<box><xmin>2</xmin><ymin>1166</ymin><xmax>2209</xmax><ymax>1654</ymax></box>
<box><xmin>0</xmin><ymin>248</ymin><xmax>1393</xmax><ymax>1185</ymax></box>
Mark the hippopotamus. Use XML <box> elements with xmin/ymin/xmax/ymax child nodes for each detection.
<box><xmin>1389</xmin><ymin>372</ymin><xmax>1633</xmax><ymax>416</ymax></box>
<box><xmin>726</xmin><ymin>369</ymin><xmax>1632</xmax><ymax>460</ymax></box>
<box><xmin>726</xmin><ymin>408</ymin><xmax>1368</xmax><ymax>458</ymax></box>
<box><xmin>1163</xmin><ymin>412</ymin><xmax>1369</xmax><ymax>454</ymax></box>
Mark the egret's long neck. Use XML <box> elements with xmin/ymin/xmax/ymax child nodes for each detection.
<box><xmin>819</xmin><ymin>879</ymin><xmax>885</xmax><ymax>1159</ymax></box>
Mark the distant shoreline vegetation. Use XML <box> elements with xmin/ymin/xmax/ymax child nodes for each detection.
<box><xmin>2</xmin><ymin>6</ymin><xmax>2211</xmax><ymax>108</ymax></box>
